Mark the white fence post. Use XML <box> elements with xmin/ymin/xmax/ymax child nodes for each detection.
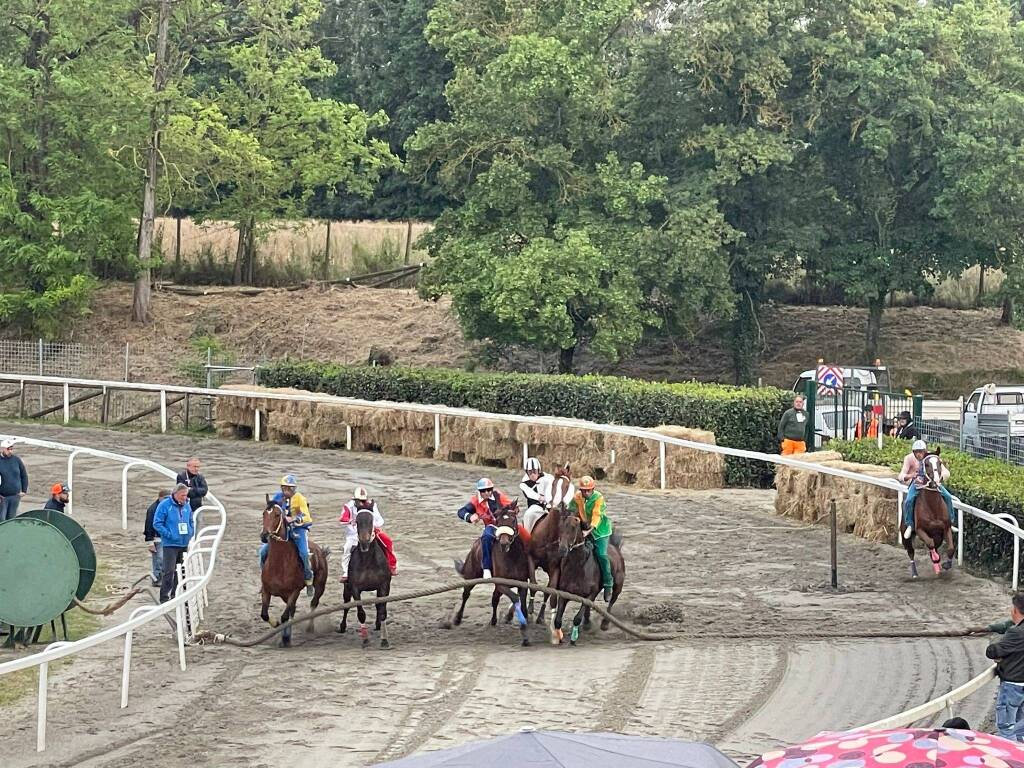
<box><xmin>120</xmin><ymin>629</ymin><xmax>133</xmax><ymax>708</ymax></box>
<box><xmin>160</xmin><ymin>389</ymin><xmax>168</xmax><ymax>433</ymax></box>
<box><xmin>62</xmin><ymin>382</ymin><xmax>69</xmax><ymax>424</ymax></box>
<box><xmin>120</xmin><ymin>462</ymin><xmax>134</xmax><ymax>530</ymax></box>
<box><xmin>659</xmin><ymin>440</ymin><xmax>666</xmax><ymax>490</ymax></box>
<box><xmin>434</xmin><ymin>413</ymin><xmax>441</xmax><ymax>454</ymax></box>
<box><xmin>957</xmin><ymin>507</ymin><xmax>964</xmax><ymax>567</ymax></box>
<box><xmin>254</xmin><ymin>409</ymin><xmax>261</xmax><ymax>442</ymax></box>
<box><xmin>37</xmin><ymin>660</ymin><xmax>48</xmax><ymax>752</ymax></box>
<box><xmin>65</xmin><ymin>450</ymin><xmax>81</xmax><ymax>516</ymax></box>
<box><xmin>346</xmin><ymin>424</ymin><xmax>352</xmax><ymax>451</ymax></box>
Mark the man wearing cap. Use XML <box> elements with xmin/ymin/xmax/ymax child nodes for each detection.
<box><xmin>569</xmin><ymin>476</ymin><xmax>614</xmax><ymax>601</ymax></box>
<box><xmin>262</xmin><ymin>475</ymin><xmax>314</xmax><ymax>593</ymax></box>
<box><xmin>891</xmin><ymin>411</ymin><xmax>922</xmax><ymax>441</ymax></box>
<box><xmin>899</xmin><ymin>439</ymin><xmax>955</xmax><ymax>540</ymax></box>
<box><xmin>153</xmin><ymin>483</ymin><xmax>194</xmax><ymax>602</ymax></box>
<box><xmin>338</xmin><ymin>487</ymin><xmax>397</xmax><ymax>582</ymax></box>
<box><xmin>457</xmin><ymin>478</ymin><xmax>512</xmax><ymax>580</ymax></box>
<box><xmin>44</xmin><ymin>483</ymin><xmax>69</xmax><ymax>513</ymax></box>
<box><xmin>0</xmin><ymin>438</ymin><xmax>28</xmax><ymax>521</ymax></box>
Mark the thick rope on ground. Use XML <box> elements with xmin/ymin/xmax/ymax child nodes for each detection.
<box><xmin>71</xmin><ymin>575</ymin><xmax>151</xmax><ymax>616</ymax></box>
<box><xmin>190</xmin><ymin>577</ymin><xmax>991</xmax><ymax>648</ymax></box>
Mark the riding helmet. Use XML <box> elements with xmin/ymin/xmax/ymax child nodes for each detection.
<box><xmin>353</xmin><ymin>486</ymin><xmax>369</xmax><ymax>500</ymax></box>
<box><xmin>477</xmin><ymin>478</ymin><xmax>494</xmax><ymax>491</ymax></box>
<box><xmin>280</xmin><ymin>474</ymin><xmax>298</xmax><ymax>487</ymax></box>
<box><xmin>912</xmin><ymin>440</ymin><xmax>927</xmax><ymax>452</ymax></box>
<box><xmin>524</xmin><ymin>457</ymin><xmax>542</xmax><ymax>472</ymax></box>
<box><xmin>578</xmin><ymin>475</ymin><xmax>596</xmax><ymax>490</ymax></box>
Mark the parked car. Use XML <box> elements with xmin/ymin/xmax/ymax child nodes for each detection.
<box><xmin>962</xmin><ymin>384</ymin><xmax>1024</xmax><ymax>451</ymax></box>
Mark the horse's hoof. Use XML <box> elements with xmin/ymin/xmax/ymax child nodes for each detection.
<box><xmin>551</xmin><ymin>629</ymin><xmax>563</xmax><ymax>645</ymax></box>
<box><xmin>490</xmin><ymin>618</ymin><xmax>498</xmax><ymax>627</ymax></box>
<box><xmin>569</xmin><ymin>639</ymin><xmax>577</xmax><ymax>647</ymax></box>
<box><xmin>932</xmin><ymin>563</ymin><xmax>941</xmax><ymax>575</ymax></box>
<box><xmin>570</xmin><ymin>626</ymin><xmax>580</xmax><ymax>644</ymax></box>
<box><xmin>942</xmin><ymin>559</ymin><xmax>954</xmax><ymax>571</ymax></box>
<box><xmin>522</xmin><ymin>637</ymin><xmax>531</xmax><ymax>647</ymax></box>
<box><xmin>269</xmin><ymin>618</ymin><xmax>279</xmax><ymax>628</ymax></box>
<box><xmin>381</xmin><ymin>639</ymin><xmax>391</xmax><ymax>650</ymax></box>
<box><xmin>441</xmin><ymin>620</ymin><xmax>452</xmax><ymax>630</ymax></box>
<box><xmin>362</xmin><ymin>638</ymin><xmax>370</xmax><ymax>649</ymax></box>
<box><xmin>600</xmin><ymin>620</ymin><xmax>610</xmax><ymax>631</ymax></box>
<box><xmin>337</xmin><ymin>624</ymin><xmax>346</xmax><ymax>634</ymax></box>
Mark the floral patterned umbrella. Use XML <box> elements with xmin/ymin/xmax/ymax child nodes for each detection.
<box><xmin>749</xmin><ymin>728</ymin><xmax>1024</xmax><ymax>768</ymax></box>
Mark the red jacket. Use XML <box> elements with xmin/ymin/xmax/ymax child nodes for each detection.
<box><xmin>457</xmin><ymin>491</ymin><xmax>512</xmax><ymax>526</ymax></box>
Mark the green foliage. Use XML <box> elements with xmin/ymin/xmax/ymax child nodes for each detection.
<box><xmin>178</xmin><ymin>332</ymin><xmax>235</xmax><ymax>386</ymax></box>
<box><xmin>351</xmin><ymin>237</ymin><xmax>404</xmax><ymax>275</ymax></box>
<box><xmin>835</xmin><ymin>439</ymin><xmax>1024</xmax><ymax>576</ymax></box>
<box><xmin>257</xmin><ymin>361</ymin><xmax>792</xmax><ymax>485</ymax></box>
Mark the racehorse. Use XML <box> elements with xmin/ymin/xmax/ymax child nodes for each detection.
<box><xmin>551</xmin><ymin>504</ymin><xmax>624</xmax><ymax>646</ymax></box>
<box><xmin>338</xmin><ymin>508</ymin><xmax>393</xmax><ymax>649</ymax></box>
<box><xmin>446</xmin><ymin>499</ymin><xmax>533</xmax><ymax>646</ymax></box>
<box><xmin>260</xmin><ymin>496</ymin><xmax>329</xmax><ymax>647</ymax></box>
<box><xmin>524</xmin><ymin>462</ymin><xmax>573</xmax><ymax>624</ymax></box>
<box><xmin>900</xmin><ymin>449</ymin><xmax>957</xmax><ymax>578</ymax></box>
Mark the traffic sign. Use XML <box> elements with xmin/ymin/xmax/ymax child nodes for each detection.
<box><xmin>817</xmin><ymin>365</ymin><xmax>844</xmax><ymax>396</ymax></box>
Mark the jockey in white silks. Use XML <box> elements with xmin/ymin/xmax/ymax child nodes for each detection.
<box><xmin>520</xmin><ymin>457</ymin><xmax>575</xmax><ymax>532</ymax></box>
<box><xmin>338</xmin><ymin>487</ymin><xmax>397</xmax><ymax>580</ymax></box>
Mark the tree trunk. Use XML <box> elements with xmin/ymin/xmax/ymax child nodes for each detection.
<box><xmin>558</xmin><ymin>345</ymin><xmax>576</xmax><ymax>374</ymax></box>
<box><xmin>232</xmin><ymin>223</ymin><xmax>245</xmax><ymax>285</ymax></box>
<box><xmin>245</xmin><ymin>218</ymin><xmax>256</xmax><ymax>284</ymax></box>
<box><xmin>131</xmin><ymin>0</ymin><xmax>171</xmax><ymax>323</ymax></box>
<box><xmin>977</xmin><ymin>265</ymin><xmax>985</xmax><ymax>307</ymax></box>
<box><xmin>174</xmin><ymin>215</ymin><xmax>182</xmax><ymax>267</ymax></box>
<box><xmin>865</xmin><ymin>294</ymin><xmax>885</xmax><ymax>360</ymax></box>
<box><xmin>1002</xmin><ymin>296</ymin><xmax>1015</xmax><ymax>326</ymax></box>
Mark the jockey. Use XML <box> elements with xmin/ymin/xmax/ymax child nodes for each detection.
<box><xmin>520</xmin><ymin>457</ymin><xmax>553</xmax><ymax>533</ymax></box>
<box><xmin>900</xmin><ymin>439</ymin><xmax>954</xmax><ymax>540</ymax></box>
<box><xmin>457</xmin><ymin>478</ymin><xmax>511</xmax><ymax>580</ymax></box>
<box><xmin>262</xmin><ymin>474</ymin><xmax>314</xmax><ymax>593</ymax></box>
<box><xmin>569</xmin><ymin>475</ymin><xmax>614</xmax><ymax>602</ymax></box>
<box><xmin>338</xmin><ymin>486</ymin><xmax>397</xmax><ymax>581</ymax></box>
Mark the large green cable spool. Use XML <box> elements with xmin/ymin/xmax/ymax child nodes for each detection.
<box><xmin>20</xmin><ymin>508</ymin><xmax>97</xmax><ymax>602</ymax></box>
<box><xmin>0</xmin><ymin>517</ymin><xmax>80</xmax><ymax>627</ymax></box>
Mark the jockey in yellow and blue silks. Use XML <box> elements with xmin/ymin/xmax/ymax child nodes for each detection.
<box><xmin>900</xmin><ymin>440</ymin><xmax>955</xmax><ymax>539</ymax></box>
<box><xmin>259</xmin><ymin>474</ymin><xmax>314</xmax><ymax>589</ymax></box>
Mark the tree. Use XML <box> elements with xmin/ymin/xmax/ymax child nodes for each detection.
<box><xmin>410</xmin><ymin>0</ymin><xmax>734</xmax><ymax>372</ymax></box>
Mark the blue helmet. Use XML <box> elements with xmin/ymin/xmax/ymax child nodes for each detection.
<box><xmin>280</xmin><ymin>474</ymin><xmax>298</xmax><ymax>487</ymax></box>
<box><xmin>477</xmin><ymin>478</ymin><xmax>494</xmax><ymax>491</ymax></box>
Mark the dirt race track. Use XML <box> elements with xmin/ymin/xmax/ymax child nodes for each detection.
<box><xmin>0</xmin><ymin>423</ymin><xmax>1013</xmax><ymax>767</ymax></box>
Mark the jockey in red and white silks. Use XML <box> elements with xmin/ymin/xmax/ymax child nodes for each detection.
<box><xmin>338</xmin><ymin>487</ymin><xmax>397</xmax><ymax>580</ymax></box>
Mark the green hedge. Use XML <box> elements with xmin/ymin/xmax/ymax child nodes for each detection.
<box><xmin>835</xmin><ymin>439</ymin><xmax>1024</xmax><ymax>576</ymax></box>
<box><xmin>256</xmin><ymin>362</ymin><xmax>793</xmax><ymax>486</ymax></box>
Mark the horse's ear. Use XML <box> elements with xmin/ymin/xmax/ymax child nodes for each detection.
<box><xmin>265</xmin><ymin>493</ymin><xmax>270</xmax><ymax>505</ymax></box>
<box><xmin>934</xmin><ymin>445</ymin><xmax>942</xmax><ymax>456</ymax></box>
<box><xmin>563</xmin><ymin>462</ymin><xmax>570</xmax><ymax>472</ymax></box>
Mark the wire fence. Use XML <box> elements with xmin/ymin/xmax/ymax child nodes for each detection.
<box><xmin>919</xmin><ymin>416</ymin><xmax>1024</xmax><ymax>466</ymax></box>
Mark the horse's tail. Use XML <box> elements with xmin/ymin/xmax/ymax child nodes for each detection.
<box><xmin>611</xmin><ymin>531</ymin><xmax>624</xmax><ymax>551</ymax></box>
<box><xmin>454</xmin><ymin>558</ymin><xmax>465</xmax><ymax>576</ymax></box>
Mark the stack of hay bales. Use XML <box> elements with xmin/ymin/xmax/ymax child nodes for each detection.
<box><xmin>214</xmin><ymin>385</ymin><xmax>727</xmax><ymax>490</ymax></box>
<box><xmin>774</xmin><ymin>451</ymin><xmax>898</xmax><ymax>543</ymax></box>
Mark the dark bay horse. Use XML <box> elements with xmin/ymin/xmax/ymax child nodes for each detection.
<box><xmin>551</xmin><ymin>506</ymin><xmax>624</xmax><ymax>646</ymax></box>
<box><xmin>524</xmin><ymin>463</ymin><xmax>573</xmax><ymax>624</ymax></box>
<box><xmin>901</xmin><ymin>449</ymin><xmax>957</xmax><ymax>578</ymax></box>
<box><xmin>338</xmin><ymin>508</ymin><xmax>393</xmax><ymax>649</ymax></box>
<box><xmin>446</xmin><ymin>499</ymin><xmax>533</xmax><ymax>646</ymax></box>
<box><xmin>260</xmin><ymin>497</ymin><xmax>329</xmax><ymax>647</ymax></box>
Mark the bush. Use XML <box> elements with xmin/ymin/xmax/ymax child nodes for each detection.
<box><xmin>256</xmin><ymin>362</ymin><xmax>793</xmax><ymax>486</ymax></box>
<box><xmin>834</xmin><ymin>439</ymin><xmax>1024</xmax><ymax>576</ymax></box>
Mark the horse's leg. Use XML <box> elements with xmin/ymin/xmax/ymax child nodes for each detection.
<box><xmin>570</xmin><ymin>601</ymin><xmax>587</xmax><ymax>646</ymax></box>
<box><xmin>379</xmin><ymin>583</ymin><xmax>391</xmax><ymax>650</ymax></box>
<box><xmin>491</xmin><ymin>588</ymin><xmax>501</xmax><ymax>627</ymax></box>
<box><xmin>916</xmin><ymin>525</ymin><xmax>941</xmax><ymax>574</ymax></box>
<box><xmin>281</xmin><ymin>598</ymin><xmax>297</xmax><ymax>648</ymax></box>
<box><xmin>260</xmin><ymin>586</ymin><xmax>271</xmax><ymax>625</ymax></box>
<box><xmin>445</xmin><ymin>586</ymin><xmax>472</xmax><ymax>629</ymax></box>
<box><xmin>602</xmin><ymin>579</ymin><xmax>623</xmax><ymax>631</ymax></box>
<box><xmin>583</xmin><ymin>605</ymin><xmax>592</xmax><ymax>629</ymax></box>
<box><xmin>338</xmin><ymin>582</ymin><xmax>352</xmax><ymax>634</ymax></box>
<box><xmin>943</xmin><ymin>523</ymin><xmax>956</xmax><ymax>570</ymax></box>
<box><xmin>517</xmin><ymin>586</ymin><xmax>530</xmax><ymax>647</ymax></box>
<box><xmin>355</xmin><ymin>589</ymin><xmax>370</xmax><ymax>648</ymax></box>
<box><xmin>552</xmin><ymin>597</ymin><xmax>567</xmax><ymax>645</ymax></box>
<box><xmin>535</xmin><ymin>570</ymin><xmax>547</xmax><ymax>625</ymax></box>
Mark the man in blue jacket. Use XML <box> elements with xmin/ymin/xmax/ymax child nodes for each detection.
<box><xmin>0</xmin><ymin>438</ymin><xmax>29</xmax><ymax>521</ymax></box>
<box><xmin>153</xmin><ymin>483</ymin><xmax>194</xmax><ymax>603</ymax></box>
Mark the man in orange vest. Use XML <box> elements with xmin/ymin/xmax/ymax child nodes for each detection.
<box><xmin>855</xmin><ymin>404</ymin><xmax>879</xmax><ymax>439</ymax></box>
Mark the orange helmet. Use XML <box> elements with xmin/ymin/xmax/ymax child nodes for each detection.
<box><xmin>578</xmin><ymin>476</ymin><xmax>596</xmax><ymax>491</ymax></box>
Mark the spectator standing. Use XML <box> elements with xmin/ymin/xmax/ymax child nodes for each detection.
<box><xmin>176</xmin><ymin>457</ymin><xmax>208</xmax><ymax>513</ymax></box>
<box><xmin>0</xmin><ymin>438</ymin><xmax>28</xmax><ymax>521</ymax></box>
<box><xmin>986</xmin><ymin>593</ymin><xmax>1024</xmax><ymax>741</ymax></box>
<box><xmin>153</xmin><ymin>483</ymin><xmax>194</xmax><ymax>603</ymax></box>
<box><xmin>144</xmin><ymin>489</ymin><xmax>170</xmax><ymax>587</ymax></box>
<box><xmin>891</xmin><ymin>411</ymin><xmax>922</xmax><ymax>441</ymax></box>
<box><xmin>855</xmin><ymin>404</ymin><xmax>880</xmax><ymax>439</ymax></box>
<box><xmin>44</xmin><ymin>483</ymin><xmax>69</xmax><ymax>513</ymax></box>
<box><xmin>777</xmin><ymin>395</ymin><xmax>809</xmax><ymax>455</ymax></box>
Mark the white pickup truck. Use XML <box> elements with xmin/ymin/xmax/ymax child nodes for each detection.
<box><xmin>962</xmin><ymin>384</ymin><xmax>1024</xmax><ymax>449</ymax></box>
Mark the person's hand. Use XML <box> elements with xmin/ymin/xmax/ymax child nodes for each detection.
<box><xmin>469</xmin><ymin>513</ymin><xmax>479</xmax><ymax>524</ymax></box>
<box><xmin>19</xmin><ymin>491</ymin><xmax>25</xmax><ymax>497</ymax></box>
<box><xmin>147</xmin><ymin>542</ymin><xmax>156</xmax><ymax>554</ymax></box>
<box><xmin>285</xmin><ymin>515</ymin><xmax>295</xmax><ymax>524</ymax></box>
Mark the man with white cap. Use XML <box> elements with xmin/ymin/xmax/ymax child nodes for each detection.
<box><xmin>338</xmin><ymin>487</ymin><xmax>397</xmax><ymax>582</ymax></box>
<box><xmin>0</xmin><ymin>438</ymin><xmax>28</xmax><ymax>521</ymax></box>
<box><xmin>520</xmin><ymin>457</ymin><xmax>553</xmax><ymax>533</ymax></box>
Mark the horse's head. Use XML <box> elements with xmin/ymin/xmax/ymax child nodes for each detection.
<box><xmin>558</xmin><ymin>504</ymin><xmax>584</xmax><ymax>559</ymax></box>
<box><xmin>552</xmin><ymin>462</ymin><xmax>571</xmax><ymax>481</ymax></box>
<box><xmin>263</xmin><ymin>494</ymin><xmax>287</xmax><ymax>540</ymax></box>
<box><xmin>494</xmin><ymin>499</ymin><xmax>520</xmax><ymax>552</ymax></box>
<box><xmin>355</xmin><ymin>507</ymin><xmax>376</xmax><ymax>552</ymax></box>
<box><xmin>923</xmin><ymin>448</ymin><xmax>944</xmax><ymax>489</ymax></box>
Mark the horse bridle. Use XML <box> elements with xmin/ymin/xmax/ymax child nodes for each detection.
<box><xmin>265</xmin><ymin>504</ymin><xmax>289</xmax><ymax>542</ymax></box>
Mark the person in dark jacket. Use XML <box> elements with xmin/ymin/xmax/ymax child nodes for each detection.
<box><xmin>986</xmin><ymin>593</ymin><xmax>1024</xmax><ymax>741</ymax></box>
<box><xmin>144</xmin><ymin>489</ymin><xmax>170</xmax><ymax>587</ymax></box>
<box><xmin>153</xmin><ymin>484</ymin><xmax>194</xmax><ymax>603</ymax></box>
<box><xmin>0</xmin><ymin>438</ymin><xmax>28</xmax><ymax>521</ymax></box>
<box><xmin>777</xmin><ymin>395</ymin><xmax>809</xmax><ymax>455</ymax></box>
<box><xmin>43</xmin><ymin>483</ymin><xmax>69</xmax><ymax>513</ymax></box>
<box><xmin>175</xmin><ymin>457</ymin><xmax>208</xmax><ymax>513</ymax></box>
<box><xmin>891</xmin><ymin>411</ymin><xmax>922</xmax><ymax>441</ymax></box>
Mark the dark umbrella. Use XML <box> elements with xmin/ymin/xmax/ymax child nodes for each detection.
<box><xmin>373</xmin><ymin>730</ymin><xmax>741</xmax><ymax>767</ymax></box>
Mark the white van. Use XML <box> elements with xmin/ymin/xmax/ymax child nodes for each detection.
<box><xmin>962</xmin><ymin>384</ymin><xmax>1024</xmax><ymax>449</ymax></box>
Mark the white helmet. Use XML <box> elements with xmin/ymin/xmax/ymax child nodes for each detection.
<box><xmin>353</xmin><ymin>486</ymin><xmax>369</xmax><ymax>501</ymax></box>
<box><xmin>912</xmin><ymin>440</ymin><xmax>927</xmax><ymax>452</ymax></box>
<box><xmin>524</xmin><ymin>457</ymin><xmax>542</xmax><ymax>472</ymax></box>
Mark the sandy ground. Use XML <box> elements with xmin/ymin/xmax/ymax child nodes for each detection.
<box><xmin>0</xmin><ymin>423</ymin><xmax>1014</xmax><ymax>767</ymax></box>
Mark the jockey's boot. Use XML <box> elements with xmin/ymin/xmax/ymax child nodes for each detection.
<box><xmin>483</xmin><ymin>568</ymin><xmax>492</xmax><ymax>580</ymax></box>
<box><xmin>602</xmin><ymin>585</ymin><xmax>613</xmax><ymax>602</ymax></box>
<box><xmin>305</xmin><ymin>576</ymin><xmax>314</xmax><ymax>597</ymax></box>
<box><xmin>903</xmin><ymin>526</ymin><xmax>914</xmax><ymax>540</ymax></box>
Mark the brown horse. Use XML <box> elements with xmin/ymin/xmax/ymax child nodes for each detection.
<box><xmin>338</xmin><ymin>508</ymin><xmax>393</xmax><ymax>649</ymax></box>
<box><xmin>446</xmin><ymin>499</ymin><xmax>533</xmax><ymax>646</ymax></box>
<box><xmin>900</xmin><ymin>449</ymin><xmax>957</xmax><ymax>578</ymax></box>
<box><xmin>551</xmin><ymin>506</ymin><xmax>624</xmax><ymax>646</ymax></box>
<box><xmin>260</xmin><ymin>497</ymin><xmax>329</xmax><ymax>647</ymax></box>
<box><xmin>524</xmin><ymin>463</ymin><xmax>573</xmax><ymax>624</ymax></box>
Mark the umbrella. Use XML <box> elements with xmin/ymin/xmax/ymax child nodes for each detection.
<box><xmin>374</xmin><ymin>730</ymin><xmax>741</xmax><ymax>767</ymax></box>
<box><xmin>749</xmin><ymin>727</ymin><xmax>1024</xmax><ymax>768</ymax></box>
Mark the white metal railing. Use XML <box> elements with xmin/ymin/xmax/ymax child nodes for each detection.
<box><xmin>855</xmin><ymin>665</ymin><xmax>997</xmax><ymax>730</ymax></box>
<box><xmin>2</xmin><ymin>373</ymin><xmax>1022</xmax><ymax>737</ymax></box>
<box><xmin>0</xmin><ymin>434</ymin><xmax>227</xmax><ymax>752</ymax></box>
<box><xmin>3</xmin><ymin>373</ymin><xmax>1022</xmax><ymax>581</ymax></box>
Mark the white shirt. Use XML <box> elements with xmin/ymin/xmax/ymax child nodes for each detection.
<box><xmin>340</xmin><ymin>500</ymin><xmax>384</xmax><ymax>537</ymax></box>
